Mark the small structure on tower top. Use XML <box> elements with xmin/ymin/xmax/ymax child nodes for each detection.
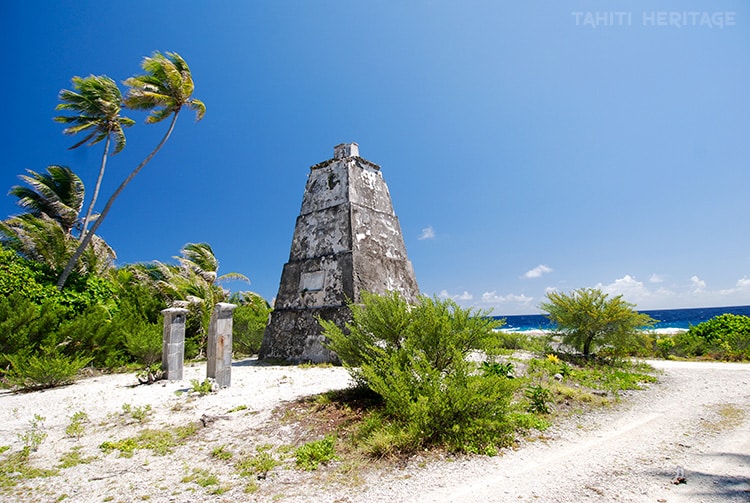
<box><xmin>259</xmin><ymin>143</ymin><xmax>419</xmax><ymax>363</ymax></box>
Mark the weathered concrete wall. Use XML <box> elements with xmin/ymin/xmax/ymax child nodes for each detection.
<box><xmin>259</xmin><ymin>143</ymin><xmax>419</xmax><ymax>363</ymax></box>
<box><xmin>206</xmin><ymin>302</ymin><xmax>237</xmax><ymax>387</ymax></box>
<box><xmin>162</xmin><ymin>307</ymin><xmax>188</xmax><ymax>380</ymax></box>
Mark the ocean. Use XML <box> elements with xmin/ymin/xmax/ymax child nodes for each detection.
<box><xmin>496</xmin><ymin>305</ymin><xmax>750</xmax><ymax>332</ymax></box>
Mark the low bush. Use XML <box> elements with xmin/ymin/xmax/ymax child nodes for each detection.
<box><xmin>231</xmin><ymin>292</ymin><xmax>271</xmax><ymax>356</ymax></box>
<box><xmin>2</xmin><ymin>349</ymin><xmax>91</xmax><ymax>391</ymax></box>
<box><xmin>673</xmin><ymin>314</ymin><xmax>750</xmax><ymax>360</ymax></box>
<box><xmin>122</xmin><ymin>319</ymin><xmax>162</xmax><ymax>366</ymax></box>
<box><xmin>322</xmin><ymin>291</ymin><xmax>517</xmax><ymax>455</ymax></box>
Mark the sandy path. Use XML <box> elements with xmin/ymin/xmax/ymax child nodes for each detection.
<box><xmin>396</xmin><ymin>360</ymin><xmax>750</xmax><ymax>503</ymax></box>
<box><xmin>1</xmin><ymin>359</ymin><xmax>748</xmax><ymax>502</ymax></box>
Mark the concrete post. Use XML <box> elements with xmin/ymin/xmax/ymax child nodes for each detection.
<box><xmin>207</xmin><ymin>302</ymin><xmax>237</xmax><ymax>388</ymax></box>
<box><xmin>162</xmin><ymin>307</ymin><xmax>189</xmax><ymax>381</ymax></box>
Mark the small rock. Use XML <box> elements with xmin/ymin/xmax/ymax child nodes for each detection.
<box><xmin>671</xmin><ymin>466</ymin><xmax>687</xmax><ymax>485</ymax></box>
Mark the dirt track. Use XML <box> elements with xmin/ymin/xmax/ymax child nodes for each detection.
<box><xmin>1</xmin><ymin>359</ymin><xmax>748</xmax><ymax>502</ymax></box>
<box><xmin>390</xmin><ymin>360</ymin><xmax>750</xmax><ymax>503</ymax></box>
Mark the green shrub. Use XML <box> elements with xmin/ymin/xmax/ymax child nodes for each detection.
<box><xmin>237</xmin><ymin>450</ymin><xmax>279</xmax><ymax>478</ymax></box>
<box><xmin>0</xmin><ymin>294</ymin><xmax>70</xmax><ymax>364</ymax></box>
<box><xmin>655</xmin><ymin>336</ymin><xmax>675</xmax><ymax>358</ymax></box>
<box><xmin>481</xmin><ymin>360</ymin><xmax>515</xmax><ymax>378</ymax></box>
<box><xmin>322</xmin><ymin>292</ymin><xmax>516</xmax><ymax>455</ymax></box>
<box><xmin>231</xmin><ymin>293</ymin><xmax>271</xmax><ymax>356</ymax></box>
<box><xmin>190</xmin><ymin>379</ymin><xmax>214</xmax><ymax>395</ymax></box>
<box><xmin>2</xmin><ymin>349</ymin><xmax>91</xmax><ymax>391</ymax></box>
<box><xmin>57</xmin><ymin>304</ymin><xmax>125</xmax><ymax>368</ymax></box>
<box><xmin>679</xmin><ymin>314</ymin><xmax>750</xmax><ymax>360</ymax></box>
<box><xmin>0</xmin><ymin>248</ymin><xmax>57</xmax><ymax>303</ymax></box>
<box><xmin>122</xmin><ymin>319</ymin><xmax>162</xmax><ymax>366</ymax></box>
<box><xmin>670</xmin><ymin>331</ymin><xmax>706</xmax><ymax>357</ymax></box>
<box><xmin>495</xmin><ymin>330</ymin><xmax>528</xmax><ymax>350</ymax></box>
<box><xmin>525</xmin><ymin>385</ymin><xmax>553</xmax><ymax>414</ymax></box>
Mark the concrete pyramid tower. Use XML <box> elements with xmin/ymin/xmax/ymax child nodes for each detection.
<box><xmin>259</xmin><ymin>143</ymin><xmax>419</xmax><ymax>363</ymax></box>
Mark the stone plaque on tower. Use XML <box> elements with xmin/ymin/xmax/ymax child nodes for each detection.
<box><xmin>259</xmin><ymin>143</ymin><xmax>419</xmax><ymax>363</ymax></box>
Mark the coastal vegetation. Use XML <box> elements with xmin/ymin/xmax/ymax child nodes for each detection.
<box><xmin>0</xmin><ymin>51</ymin><xmax>268</xmax><ymax>392</ymax></box>
<box><xmin>668</xmin><ymin>313</ymin><xmax>750</xmax><ymax>360</ymax></box>
<box><xmin>319</xmin><ymin>291</ymin><xmax>658</xmax><ymax>457</ymax></box>
<box><xmin>539</xmin><ymin>287</ymin><xmax>656</xmax><ymax>357</ymax></box>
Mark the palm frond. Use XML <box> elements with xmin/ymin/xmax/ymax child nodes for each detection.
<box><xmin>55</xmin><ymin>74</ymin><xmax>132</xmax><ymax>151</ymax></box>
<box><xmin>188</xmin><ymin>98</ymin><xmax>206</xmax><ymax>121</ymax></box>
<box><xmin>124</xmin><ymin>51</ymin><xmax>204</xmax><ymax>124</ymax></box>
<box><xmin>8</xmin><ymin>166</ymin><xmax>84</xmax><ymax>234</ymax></box>
<box><xmin>217</xmin><ymin>271</ymin><xmax>250</xmax><ymax>283</ymax></box>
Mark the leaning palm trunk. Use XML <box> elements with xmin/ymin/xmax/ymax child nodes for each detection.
<box><xmin>57</xmin><ymin>112</ymin><xmax>180</xmax><ymax>289</ymax></box>
<box><xmin>79</xmin><ymin>135</ymin><xmax>110</xmax><ymax>240</ymax></box>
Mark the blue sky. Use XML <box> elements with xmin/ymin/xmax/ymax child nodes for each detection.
<box><xmin>2</xmin><ymin>1</ymin><xmax>748</xmax><ymax>314</ymax></box>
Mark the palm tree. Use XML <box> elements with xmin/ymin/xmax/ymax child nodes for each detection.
<box><xmin>54</xmin><ymin>75</ymin><xmax>135</xmax><ymax>238</ymax></box>
<box><xmin>4</xmin><ymin>166</ymin><xmax>115</xmax><ymax>274</ymax></box>
<box><xmin>57</xmin><ymin>51</ymin><xmax>206</xmax><ymax>290</ymax></box>
<box><xmin>8</xmin><ymin>166</ymin><xmax>84</xmax><ymax>235</ymax></box>
<box><xmin>134</xmin><ymin>243</ymin><xmax>248</xmax><ymax>304</ymax></box>
<box><xmin>130</xmin><ymin>243</ymin><xmax>248</xmax><ymax>357</ymax></box>
<box><xmin>177</xmin><ymin>243</ymin><xmax>249</xmax><ymax>285</ymax></box>
<box><xmin>0</xmin><ymin>213</ymin><xmax>115</xmax><ymax>275</ymax></box>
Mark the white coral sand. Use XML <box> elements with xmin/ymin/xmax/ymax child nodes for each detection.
<box><xmin>1</xmin><ymin>358</ymin><xmax>748</xmax><ymax>502</ymax></box>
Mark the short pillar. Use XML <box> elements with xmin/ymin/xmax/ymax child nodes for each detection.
<box><xmin>207</xmin><ymin>302</ymin><xmax>237</xmax><ymax>387</ymax></box>
<box><xmin>162</xmin><ymin>307</ymin><xmax>189</xmax><ymax>381</ymax></box>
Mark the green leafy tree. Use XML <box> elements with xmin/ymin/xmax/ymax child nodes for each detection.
<box><xmin>55</xmin><ymin>75</ymin><xmax>135</xmax><ymax>238</ymax></box>
<box><xmin>57</xmin><ymin>51</ymin><xmax>206</xmax><ymax>289</ymax></box>
<box><xmin>539</xmin><ymin>288</ymin><xmax>655</xmax><ymax>357</ymax></box>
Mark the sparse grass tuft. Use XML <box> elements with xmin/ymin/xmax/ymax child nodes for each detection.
<box><xmin>295</xmin><ymin>435</ymin><xmax>338</xmax><ymax>471</ymax></box>
<box><xmin>190</xmin><ymin>379</ymin><xmax>214</xmax><ymax>396</ymax></box>
<box><xmin>211</xmin><ymin>445</ymin><xmax>233</xmax><ymax>460</ymax></box>
<box><xmin>18</xmin><ymin>414</ymin><xmax>47</xmax><ymax>458</ymax></box>
<box><xmin>122</xmin><ymin>403</ymin><xmax>152</xmax><ymax>423</ymax></box>
<box><xmin>0</xmin><ymin>450</ymin><xmax>58</xmax><ymax>494</ymax></box>
<box><xmin>58</xmin><ymin>446</ymin><xmax>96</xmax><ymax>468</ymax></box>
<box><xmin>236</xmin><ymin>448</ymin><xmax>280</xmax><ymax>479</ymax></box>
<box><xmin>100</xmin><ymin>423</ymin><xmax>200</xmax><ymax>457</ymax></box>
<box><xmin>227</xmin><ymin>404</ymin><xmax>248</xmax><ymax>413</ymax></box>
<box><xmin>700</xmin><ymin>403</ymin><xmax>746</xmax><ymax>433</ymax></box>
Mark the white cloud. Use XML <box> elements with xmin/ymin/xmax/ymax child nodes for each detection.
<box><xmin>438</xmin><ymin>275</ymin><xmax>750</xmax><ymax>316</ymax></box>
<box><xmin>691</xmin><ymin>275</ymin><xmax>706</xmax><ymax>292</ymax></box>
<box><xmin>595</xmin><ymin>275</ymin><xmax>661</xmax><ymax>306</ymax></box>
<box><xmin>418</xmin><ymin>226</ymin><xmax>435</xmax><ymax>240</ymax></box>
<box><xmin>523</xmin><ymin>264</ymin><xmax>553</xmax><ymax>279</ymax></box>
<box><xmin>438</xmin><ymin>289</ymin><xmax>473</xmax><ymax>301</ymax></box>
<box><xmin>480</xmin><ymin>291</ymin><xmax>534</xmax><ymax>308</ymax></box>
<box><xmin>592</xmin><ymin>274</ymin><xmax>750</xmax><ymax>310</ymax></box>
